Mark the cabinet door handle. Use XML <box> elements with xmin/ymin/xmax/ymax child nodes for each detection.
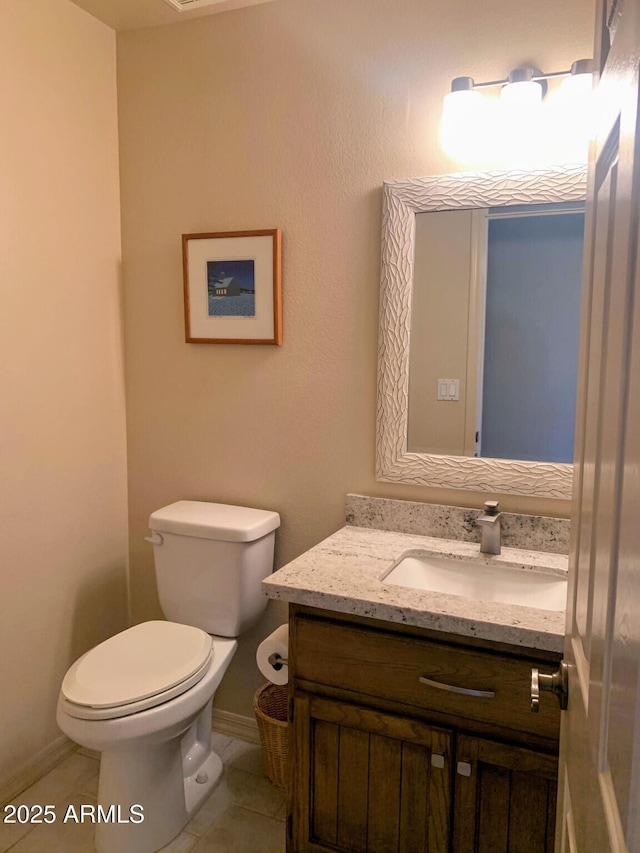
<box><xmin>419</xmin><ymin>676</ymin><xmax>495</xmax><ymax>699</ymax></box>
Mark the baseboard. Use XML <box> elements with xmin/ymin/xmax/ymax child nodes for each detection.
<box><xmin>212</xmin><ymin>708</ymin><xmax>260</xmax><ymax>744</ymax></box>
<box><xmin>0</xmin><ymin>736</ymin><xmax>76</xmax><ymax>807</ymax></box>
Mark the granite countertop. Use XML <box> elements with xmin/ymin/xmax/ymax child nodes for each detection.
<box><xmin>262</xmin><ymin>525</ymin><xmax>568</xmax><ymax>653</ymax></box>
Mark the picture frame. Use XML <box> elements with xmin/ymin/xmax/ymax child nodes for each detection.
<box><xmin>182</xmin><ymin>229</ymin><xmax>282</xmax><ymax>345</ymax></box>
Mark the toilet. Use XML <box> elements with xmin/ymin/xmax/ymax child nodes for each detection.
<box><xmin>57</xmin><ymin>500</ymin><xmax>280</xmax><ymax>853</ymax></box>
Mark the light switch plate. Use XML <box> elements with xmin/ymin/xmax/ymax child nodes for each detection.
<box><xmin>437</xmin><ymin>378</ymin><xmax>460</xmax><ymax>401</ymax></box>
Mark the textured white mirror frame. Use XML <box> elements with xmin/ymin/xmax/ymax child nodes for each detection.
<box><xmin>376</xmin><ymin>163</ymin><xmax>588</xmax><ymax>500</ymax></box>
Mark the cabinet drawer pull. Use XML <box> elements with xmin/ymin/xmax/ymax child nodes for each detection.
<box><xmin>419</xmin><ymin>676</ymin><xmax>496</xmax><ymax>699</ymax></box>
<box><xmin>457</xmin><ymin>761</ymin><xmax>472</xmax><ymax>777</ymax></box>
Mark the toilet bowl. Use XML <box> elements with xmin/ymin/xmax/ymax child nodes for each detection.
<box><xmin>57</xmin><ymin>501</ymin><xmax>280</xmax><ymax>853</ymax></box>
<box><xmin>57</xmin><ymin>621</ymin><xmax>237</xmax><ymax>853</ymax></box>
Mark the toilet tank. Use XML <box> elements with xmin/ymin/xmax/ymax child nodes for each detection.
<box><xmin>148</xmin><ymin>501</ymin><xmax>280</xmax><ymax>637</ymax></box>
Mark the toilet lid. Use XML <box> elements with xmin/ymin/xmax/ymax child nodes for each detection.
<box><xmin>61</xmin><ymin>621</ymin><xmax>213</xmax><ymax>710</ymax></box>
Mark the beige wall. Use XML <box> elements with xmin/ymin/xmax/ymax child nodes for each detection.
<box><xmin>409</xmin><ymin>209</ymin><xmax>475</xmax><ymax>456</ymax></box>
<box><xmin>117</xmin><ymin>0</ymin><xmax>594</xmax><ymax>716</ymax></box>
<box><xmin>0</xmin><ymin>1</ymin><xmax>128</xmax><ymax>789</ymax></box>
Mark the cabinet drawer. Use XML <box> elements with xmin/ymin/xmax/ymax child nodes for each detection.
<box><xmin>294</xmin><ymin>616</ymin><xmax>560</xmax><ymax>743</ymax></box>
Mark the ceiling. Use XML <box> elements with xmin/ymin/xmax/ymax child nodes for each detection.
<box><xmin>71</xmin><ymin>0</ymin><xmax>275</xmax><ymax>31</ymax></box>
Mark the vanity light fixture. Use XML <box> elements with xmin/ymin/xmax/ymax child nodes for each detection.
<box><xmin>441</xmin><ymin>59</ymin><xmax>594</xmax><ymax>166</ymax></box>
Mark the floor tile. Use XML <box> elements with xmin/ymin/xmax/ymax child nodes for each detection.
<box><xmin>1</xmin><ymin>734</ymin><xmax>287</xmax><ymax>853</ymax></box>
<box><xmin>76</xmin><ymin>748</ymin><xmax>100</xmax><ymax>762</ymax></box>
<box><xmin>190</xmin><ymin>805</ymin><xmax>285</xmax><ymax>853</ymax></box>
<box><xmin>187</xmin><ymin>767</ymin><xmax>284</xmax><ymax>838</ymax></box>
<box><xmin>221</xmin><ymin>740</ymin><xmax>266</xmax><ymax>777</ymax></box>
<box><xmin>6</xmin><ymin>795</ymin><xmax>97</xmax><ymax>853</ymax></box>
<box><xmin>77</xmin><ymin>773</ymin><xmax>98</xmax><ymax>799</ymax></box>
<box><xmin>7</xmin><ymin>753</ymin><xmax>98</xmax><ymax>805</ymax></box>
<box><xmin>184</xmin><ymin>779</ymin><xmax>230</xmax><ymax>837</ymax></box>
<box><xmin>159</xmin><ymin>829</ymin><xmax>200</xmax><ymax>852</ymax></box>
<box><xmin>0</xmin><ymin>754</ymin><xmax>98</xmax><ymax>853</ymax></box>
<box><xmin>224</xmin><ymin>768</ymin><xmax>286</xmax><ymax>818</ymax></box>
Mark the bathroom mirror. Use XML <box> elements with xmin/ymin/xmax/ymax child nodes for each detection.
<box><xmin>376</xmin><ymin>164</ymin><xmax>587</xmax><ymax>499</ymax></box>
<box><xmin>409</xmin><ymin>200</ymin><xmax>585</xmax><ymax>461</ymax></box>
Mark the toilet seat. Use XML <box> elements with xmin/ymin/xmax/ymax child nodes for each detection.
<box><xmin>61</xmin><ymin>621</ymin><xmax>213</xmax><ymax>721</ymax></box>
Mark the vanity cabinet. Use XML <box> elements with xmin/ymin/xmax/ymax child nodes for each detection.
<box><xmin>287</xmin><ymin>605</ymin><xmax>561</xmax><ymax>853</ymax></box>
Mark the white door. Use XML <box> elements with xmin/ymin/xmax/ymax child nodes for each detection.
<box><xmin>558</xmin><ymin>0</ymin><xmax>640</xmax><ymax>849</ymax></box>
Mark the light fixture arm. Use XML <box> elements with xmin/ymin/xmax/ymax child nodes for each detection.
<box><xmin>450</xmin><ymin>59</ymin><xmax>594</xmax><ymax>94</ymax></box>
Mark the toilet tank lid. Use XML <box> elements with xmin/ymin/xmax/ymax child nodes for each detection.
<box><xmin>149</xmin><ymin>501</ymin><xmax>280</xmax><ymax>542</ymax></box>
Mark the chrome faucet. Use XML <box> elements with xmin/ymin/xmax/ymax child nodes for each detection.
<box><xmin>477</xmin><ymin>500</ymin><xmax>501</xmax><ymax>555</ymax></box>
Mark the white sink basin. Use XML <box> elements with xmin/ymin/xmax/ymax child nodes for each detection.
<box><xmin>381</xmin><ymin>550</ymin><xmax>567</xmax><ymax>612</ymax></box>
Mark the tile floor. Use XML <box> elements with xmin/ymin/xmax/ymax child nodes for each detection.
<box><xmin>0</xmin><ymin>734</ymin><xmax>286</xmax><ymax>853</ymax></box>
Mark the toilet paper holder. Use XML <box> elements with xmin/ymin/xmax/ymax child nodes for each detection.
<box><xmin>268</xmin><ymin>652</ymin><xmax>288</xmax><ymax>671</ymax></box>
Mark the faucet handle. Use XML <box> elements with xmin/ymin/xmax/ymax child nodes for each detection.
<box><xmin>483</xmin><ymin>500</ymin><xmax>500</xmax><ymax>515</ymax></box>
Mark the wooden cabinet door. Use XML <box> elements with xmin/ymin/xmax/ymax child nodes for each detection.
<box><xmin>452</xmin><ymin>734</ymin><xmax>558</xmax><ymax>853</ymax></box>
<box><xmin>289</xmin><ymin>692</ymin><xmax>453</xmax><ymax>853</ymax></box>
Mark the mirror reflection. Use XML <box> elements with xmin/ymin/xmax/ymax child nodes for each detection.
<box><xmin>407</xmin><ymin>201</ymin><xmax>585</xmax><ymax>463</ymax></box>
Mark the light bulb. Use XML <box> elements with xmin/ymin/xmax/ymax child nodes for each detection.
<box><xmin>440</xmin><ymin>89</ymin><xmax>486</xmax><ymax>161</ymax></box>
<box><xmin>500</xmin><ymin>80</ymin><xmax>543</xmax><ymax>104</ymax></box>
<box><xmin>560</xmin><ymin>71</ymin><xmax>593</xmax><ymax>98</ymax></box>
<box><xmin>542</xmin><ymin>72</ymin><xmax>593</xmax><ymax>163</ymax></box>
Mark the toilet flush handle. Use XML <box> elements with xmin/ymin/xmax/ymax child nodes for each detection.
<box><xmin>144</xmin><ymin>533</ymin><xmax>164</xmax><ymax>546</ymax></box>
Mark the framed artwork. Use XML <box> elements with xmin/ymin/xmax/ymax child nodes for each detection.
<box><xmin>182</xmin><ymin>229</ymin><xmax>282</xmax><ymax>344</ymax></box>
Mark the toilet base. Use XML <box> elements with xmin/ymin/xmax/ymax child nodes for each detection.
<box><xmin>94</xmin><ymin>699</ymin><xmax>222</xmax><ymax>853</ymax></box>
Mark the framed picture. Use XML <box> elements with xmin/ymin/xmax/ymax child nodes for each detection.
<box><xmin>182</xmin><ymin>229</ymin><xmax>282</xmax><ymax>344</ymax></box>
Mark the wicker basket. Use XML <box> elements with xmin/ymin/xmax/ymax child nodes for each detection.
<box><xmin>253</xmin><ymin>682</ymin><xmax>289</xmax><ymax>791</ymax></box>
